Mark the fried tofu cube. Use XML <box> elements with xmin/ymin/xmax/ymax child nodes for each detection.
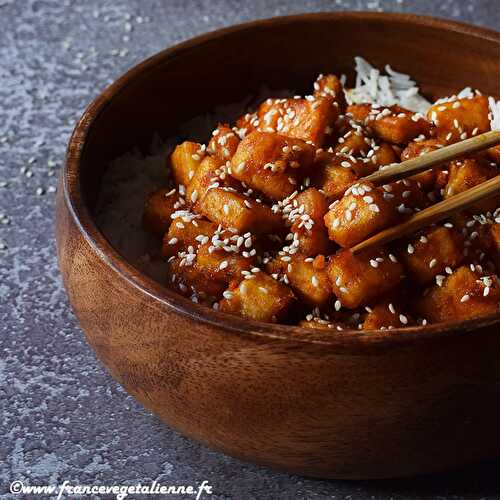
<box><xmin>363</xmin><ymin>298</ymin><xmax>413</xmax><ymax>330</ymax></box>
<box><xmin>195</xmin><ymin>240</ymin><xmax>255</xmax><ymax>284</ymax></box>
<box><xmin>367</xmin><ymin>105</ymin><xmax>431</xmax><ymax>144</ymax></box>
<box><xmin>219</xmin><ymin>272</ymin><xmax>295</xmax><ymax>323</ymax></box>
<box><xmin>334</xmin><ymin>128</ymin><xmax>372</xmax><ymax>157</ymax></box>
<box><xmin>351</xmin><ymin>142</ymin><xmax>399</xmax><ymax>177</ymax></box>
<box><xmin>312</xmin><ymin>151</ymin><xmax>359</xmax><ymax>200</ymax></box>
<box><xmin>230</xmin><ymin>131</ymin><xmax>316</xmax><ymax>200</ymax></box>
<box><xmin>166</xmin><ymin>257</ymin><xmax>226</xmax><ymax>300</ymax></box>
<box><xmin>266</xmin><ymin>255</ymin><xmax>332</xmax><ymax>308</ymax></box>
<box><xmin>427</xmin><ymin>95</ymin><xmax>490</xmax><ymax>143</ymax></box>
<box><xmin>327</xmin><ymin>248</ymin><xmax>405</xmax><ymax>309</ymax></box>
<box><xmin>324</xmin><ymin>182</ymin><xmax>397</xmax><ymax>248</ymax></box>
<box><xmin>289</xmin><ymin>188</ymin><xmax>330</xmax><ymax>256</ymax></box>
<box><xmin>313</xmin><ymin>74</ymin><xmax>347</xmax><ymax>112</ymax></box>
<box><xmin>466</xmin><ymin>221</ymin><xmax>500</xmax><ymax>270</ymax></box>
<box><xmin>198</xmin><ymin>187</ymin><xmax>283</xmax><ymax>235</ymax></box>
<box><xmin>346</xmin><ymin>103</ymin><xmax>372</xmax><ymax>122</ymax></box>
<box><xmin>162</xmin><ymin>216</ymin><xmax>217</xmax><ymax>257</ymax></box>
<box><xmin>143</xmin><ymin>187</ymin><xmax>182</xmax><ymax>236</ymax></box>
<box><xmin>235</xmin><ymin>111</ymin><xmax>258</xmax><ymax>137</ymax></box>
<box><xmin>445</xmin><ymin>158</ymin><xmax>500</xmax><ymax>213</ymax></box>
<box><xmin>208</xmin><ymin>124</ymin><xmax>240</xmax><ymax>161</ymax></box>
<box><xmin>399</xmin><ymin>227</ymin><xmax>464</xmax><ymax>284</ymax></box>
<box><xmin>256</xmin><ymin>96</ymin><xmax>339</xmax><ymax>146</ymax></box>
<box><xmin>170</xmin><ymin>141</ymin><xmax>205</xmax><ymax>187</ymax></box>
<box><xmin>488</xmin><ymin>223</ymin><xmax>500</xmax><ymax>269</ymax></box>
<box><xmin>415</xmin><ymin>266</ymin><xmax>500</xmax><ymax>323</ymax></box>
<box><xmin>383</xmin><ymin>178</ymin><xmax>430</xmax><ymax>213</ymax></box>
<box><xmin>445</xmin><ymin>158</ymin><xmax>498</xmax><ymax>197</ymax></box>
<box><xmin>488</xmin><ymin>145</ymin><xmax>500</xmax><ymax>164</ymax></box>
<box><xmin>401</xmin><ymin>138</ymin><xmax>445</xmax><ymax>189</ymax></box>
<box><xmin>185</xmin><ymin>155</ymin><xmax>225</xmax><ymax>206</ymax></box>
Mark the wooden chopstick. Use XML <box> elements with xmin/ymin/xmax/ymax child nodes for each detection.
<box><xmin>361</xmin><ymin>130</ymin><xmax>500</xmax><ymax>185</ymax></box>
<box><xmin>350</xmin><ymin>174</ymin><xmax>500</xmax><ymax>255</ymax></box>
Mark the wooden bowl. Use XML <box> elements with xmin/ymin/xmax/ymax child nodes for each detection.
<box><xmin>56</xmin><ymin>12</ymin><xmax>500</xmax><ymax>479</ymax></box>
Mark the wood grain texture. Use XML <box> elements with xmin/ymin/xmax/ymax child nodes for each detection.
<box><xmin>56</xmin><ymin>13</ymin><xmax>500</xmax><ymax>479</ymax></box>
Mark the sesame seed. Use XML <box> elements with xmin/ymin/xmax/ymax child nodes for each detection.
<box><xmin>460</xmin><ymin>294</ymin><xmax>470</xmax><ymax>303</ymax></box>
<box><xmin>399</xmin><ymin>314</ymin><xmax>408</xmax><ymax>325</ymax></box>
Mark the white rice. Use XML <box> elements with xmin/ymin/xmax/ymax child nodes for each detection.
<box><xmin>345</xmin><ymin>56</ymin><xmax>431</xmax><ymax>113</ymax></box>
<box><xmin>489</xmin><ymin>96</ymin><xmax>500</xmax><ymax>131</ymax></box>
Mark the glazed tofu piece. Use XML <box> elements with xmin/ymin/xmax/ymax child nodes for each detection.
<box><xmin>230</xmin><ymin>131</ymin><xmax>316</xmax><ymax>200</ymax></box>
<box><xmin>351</xmin><ymin>104</ymin><xmax>431</xmax><ymax>144</ymax></box>
<box><xmin>198</xmin><ymin>187</ymin><xmax>283</xmax><ymax>235</ymax></box>
<box><xmin>333</xmin><ymin>127</ymin><xmax>372</xmax><ymax>157</ymax></box>
<box><xmin>383</xmin><ymin>178</ymin><xmax>430</xmax><ymax>213</ymax></box>
<box><xmin>208</xmin><ymin>124</ymin><xmax>240</xmax><ymax>161</ymax></box>
<box><xmin>162</xmin><ymin>215</ymin><xmax>217</xmax><ymax>257</ymax></box>
<box><xmin>289</xmin><ymin>188</ymin><xmax>330</xmax><ymax>256</ymax></box>
<box><xmin>369</xmin><ymin>105</ymin><xmax>431</xmax><ymax>144</ymax></box>
<box><xmin>312</xmin><ymin>151</ymin><xmax>359</xmax><ymax>200</ymax></box>
<box><xmin>351</xmin><ymin>142</ymin><xmax>399</xmax><ymax>178</ymax></box>
<box><xmin>256</xmin><ymin>95</ymin><xmax>339</xmax><ymax>146</ymax></box>
<box><xmin>143</xmin><ymin>187</ymin><xmax>183</xmax><ymax>236</ymax></box>
<box><xmin>399</xmin><ymin>226</ymin><xmax>464</xmax><ymax>285</ymax></box>
<box><xmin>488</xmin><ymin>145</ymin><xmax>500</xmax><ymax>164</ymax></box>
<box><xmin>488</xmin><ymin>223</ymin><xmax>500</xmax><ymax>269</ymax></box>
<box><xmin>327</xmin><ymin>248</ymin><xmax>405</xmax><ymax>309</ymax></box>
<box><xmin>363</xmin><ymin>298</ymin><xmax>412</xmax><ymax>330</ymax></box>
<box><xmin>427</xmin><ymin>94</ymin><xmax>490</xmax><ymax>143</ymax></box>
<box><xmin>466</xmin><ymin>221</ymin><xmax>500</xmax><ymax>270</ymax></box>
<box><xmin>313</xmin><ymin>73</ymin><xmax>347</xmax><ymax>112</ymax></box>
<box><xmin>324</xmin><ymin>182</ymin><xmax>397</xmax><ymax>248</ymax></box>
<box><xmin>346</xmin><ymin>103</ymin><xmax>372</xmax><ymax>123</ymax></box>
<box><xmin>170</xmin><ymin>141</ymin><xmax>206</xmax><ymax>187</ymax></box>
<box><xmin>415</xmin><ymin>266</ymin><xmax>500</xmax><ymax>323</ymax></box>
<box><xmin>166</xmin><ymin>257</ymin><xmax>226</xmax><ymax>300</ymax></box>
<box><xmin>195</xmin><ymin>240</ymin><xmax>255</xmax><ymax>284</ymax></box>
<box><xmin>219</xmin><ymin>272</ymin><xmax>296</xmax><ymax>323</ymax></box>
<box><xmin>266</xmin><ymin>255</ymin><xmax>332</xmax><ymax>308</ymax></box>
<box><xmin>400</xmin><ymin>138</ymin><xmax>445</xmax><ymax>189</ymax></box>
<box><xmin>445</xmin><ymin>158</ymin><xmax>498</xmax><ymax>197</ymax></box>
<box><xmin>401</xmin><ymin>138</ymin><xmax>445</xmax><ymax>161</ymax></box>
<box><xmin>444</xmin><ymin>157</ymin><xmax>499</xmax><ymax>213</ymax></box>
<box><xmin>185</xmin><ymin>155</ymin><xmax>226</xmax><ymax>206</ymax></box>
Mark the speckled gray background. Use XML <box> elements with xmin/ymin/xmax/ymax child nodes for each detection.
<box><xmin>2</xmin><ymin>1</ymin><xmax>500</xmax><ymax>499</ymax></box>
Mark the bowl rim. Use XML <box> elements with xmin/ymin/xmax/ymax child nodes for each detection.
<box><xmin>63</xmin><ymin>11</ymin><xmax>500</xmax><ymax>349</ymax></box>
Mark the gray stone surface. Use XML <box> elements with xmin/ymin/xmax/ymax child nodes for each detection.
<box><xmin>1</xmin><ymin>0</ymin><xmax>500</xmax><ymax>498</ymax></box>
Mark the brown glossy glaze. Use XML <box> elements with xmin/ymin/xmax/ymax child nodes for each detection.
<box><xmin>56</xmin><ymin>13</ymin><xmax>500</xmax><ymax>479</ymax></box>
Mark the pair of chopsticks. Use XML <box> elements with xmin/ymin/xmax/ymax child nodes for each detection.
<box><xmin>350</xmin><ymin>130</ymin><xmax>500</xmax><ymax>254</ymax></box>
